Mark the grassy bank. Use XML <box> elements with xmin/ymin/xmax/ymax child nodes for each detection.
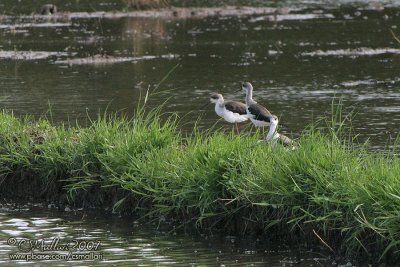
<box><xmin>0</xmin><ymin>106</ymin><xmax>399</xmax><ymax>263</ymax></box>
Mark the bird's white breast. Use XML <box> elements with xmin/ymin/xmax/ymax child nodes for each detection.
<box><xmin>215</xmin><ymin>104</ymin><xmax>248</xmax><ymax>123</ymax></box>
<box><xmin>215</xmin><ymin>104</ymin><xmax>225</xmax><ymax>117</ymax></box>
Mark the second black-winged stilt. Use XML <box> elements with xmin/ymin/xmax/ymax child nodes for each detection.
<box><xmin>241</xmin><ymin>82</ymin><xmax>273</xmax><ymax>135</ymax></box>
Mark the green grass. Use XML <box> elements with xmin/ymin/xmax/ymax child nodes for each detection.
<box><xmin>0</xmin><ymin>105</ymin><xmax>399</xmax><ymax>263</ymax></box>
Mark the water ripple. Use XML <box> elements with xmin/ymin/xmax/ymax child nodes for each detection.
<box><xmin>0</xmin><ymin>206</ymin><xmax>332</xmax><ymax>266</ymax></box>
<box><xmin>250</xmin><ymin>13</ymin><xmax>335</xmax><ymax>22</ymax></box>
<box><xmin>302</xmin><ymin>47</ymin><xmax>400</xmax><ymax>57</ymax></box>
<box><xmin>0</xmin><ymin>51</ymin><xmax>73</xmax><ymax>60</ymax></box>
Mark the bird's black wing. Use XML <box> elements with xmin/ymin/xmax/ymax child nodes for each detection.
<box><xmin>248</xmin><ymin>103</ymin><xmax>272</xmax><ymax>122</ymax></box>
<box><xmin>225</xmin><ymin>101</ymin><xmax>247</xmax><ymax>115</ymax></box>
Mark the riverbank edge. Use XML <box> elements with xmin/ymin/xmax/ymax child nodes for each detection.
<box><xmin>0</xmin><ymin>109</ymin><xmax>399</xmax><ymax>264</ymax></box>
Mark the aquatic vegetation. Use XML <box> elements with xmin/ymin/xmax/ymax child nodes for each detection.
<box><xmin>0</xmin><ymin>106</ymin><xmax>399</xmax><ymax>263</ymax></box>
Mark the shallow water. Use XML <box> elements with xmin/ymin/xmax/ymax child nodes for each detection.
<box><xmin>0</xmin><ymin>204</ymin><xmax>335</xmax><ymax>266</ymax></box>
<box><xmin>1</xmin><ymin>1</ymin><xmax>400</xmax><ymax>150</ymax></box>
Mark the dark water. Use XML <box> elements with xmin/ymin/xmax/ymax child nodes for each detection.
<box><xmin>0</xmin><ymin>1</ymin><xmax>399</xmax><ymax>265</ymax></box>
<box><xmin>0</xmin><ymin>204</ymin><xmax>333</xmax><ymax>266</ymax></box>
<box><xmin>0</xmin><ymin>1</ymin><xmax>400</xmax><ymax>151</ymax></box>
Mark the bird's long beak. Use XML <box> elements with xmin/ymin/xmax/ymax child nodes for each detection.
<box><xmin>235</xmin><ymin>88</ymin><xmax>242</xmax><ymax>93</ymax></box>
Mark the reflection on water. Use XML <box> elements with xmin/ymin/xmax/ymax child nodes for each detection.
<box><xmin>0</xmin><ymin>205</ymin><xmax>332</xmax><ymax>266</ymax></box>
<box><xmin>123</xmin><ymin>18</ymin><xmax>168</xmax><ymax>55</ymax></box>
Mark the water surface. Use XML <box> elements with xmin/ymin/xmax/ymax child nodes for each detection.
<box><xmin>0</xmin><ymin>204</ymin><xmax>334</xmax><ymax>266</ymax></box>
<box><xmin>1</xmin><ymin>1</ymin><xmax>400</xmax><ymax>150</ymax></box>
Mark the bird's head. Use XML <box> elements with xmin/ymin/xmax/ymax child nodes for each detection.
<box><xmin>270</xmin><ymin>115</ymin><xmax>279</xmax><ymax>125</ymax></box>
<box><xmin>210</xmin><ymin>93</ymin><xmax>223</xmax><ymax>104</ymax></box>
<box><xmin>241</xmin><ymin>82</ymin><xmax>253</xmax><ymax>94</ymax></box>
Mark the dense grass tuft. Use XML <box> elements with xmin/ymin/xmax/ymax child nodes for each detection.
<box><xmin>0</xmin><ymin>106</ymin><xmax>399</xmax><ymax>263</ymax></box>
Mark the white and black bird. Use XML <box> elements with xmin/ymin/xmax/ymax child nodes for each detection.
<box><xmin>241</xmin><ymin>82</ymin><xmax>273</xmax><ymax>130</ymax></box>
<box><xmin>209</xmin><ymin>93</ymin><xmax>249</xmax><ymax>134</ymax></box>
<box><xmin>264</xmin><ymin>115</ymin><xmax>294</xmax><ymax>147</ymax></box>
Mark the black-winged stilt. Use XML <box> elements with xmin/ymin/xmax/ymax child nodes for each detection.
<box><xmin>241</xmin><ymin>82</ymin><xmax>273</xmax><ymax>134</ymax></box>
<box><xmin>209</xmin><ymin>93</ymin><xmax>249</xmax><ymax>134</ymax></box>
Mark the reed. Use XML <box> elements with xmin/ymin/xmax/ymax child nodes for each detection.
<box><xmin>0</xmin><ymin>104</ymin><xmax>399</xmax><ymax>263</ymax></box>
